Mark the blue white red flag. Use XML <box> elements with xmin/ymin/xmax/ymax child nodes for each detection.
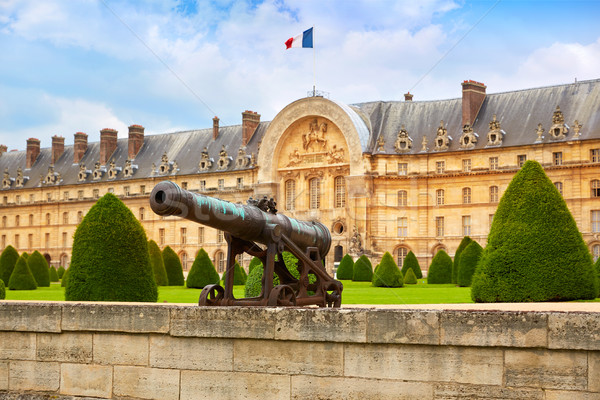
<box><xmin>285</xmin><ymin>28</ymin><xmax>313</xmax><ymax>49</ymax></box>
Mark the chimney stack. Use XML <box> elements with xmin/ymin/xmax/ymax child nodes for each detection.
<box><xmin>100</xmin><ymin>128</ymin><xmax>118</xmax><ymax>164</ymax></box>
<box><xmin>51</xmin><ymin>135</ymin><xmax>65</xmax><ymax>164</ymax></box>
<box><xmin>461</xmin><ymin>80</ymin><xmax>486</xmax><ymax>126</ymax></box>
<box><xmin>128</xmin><ymin>125</ymin><xmax>144</xmax><ymax>159</ymax></box>
<box><xmin>242</xmin><ymin>110</ymin><xmax>260</xmax><ymax>146</ymax></box>
<box><xmin>26</xmin><ymin>138</ymin><xmax>40</xmax><ymax>169</ymax></box>
<box><xmin>213</xmin><ymin>116</ymin><xmax>220</xmax><ymax>140</ymax></box>
<box><xmin>74</xmin><ymin>132</ymin><xmax>88</xmax><ymax>164</ymax></box>
<box><xmin>0</xmin><ymin>144</ymin><xmax>6</xmax><ymax>156</ymax></box>
<box><xmin>404</xmin><ymin>92</ymin><xmax>413</xmax><ymax>101</ymax></box>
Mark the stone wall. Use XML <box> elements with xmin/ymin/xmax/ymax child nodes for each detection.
<box><xmin>0</xmin><ymin>302</ymin><xmax>598</xmax><ymax>399</ymax></box>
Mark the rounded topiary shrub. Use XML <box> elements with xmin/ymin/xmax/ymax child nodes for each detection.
<box><xmin>401</xmin><ymin>251</ymin><xmax>422</xmax><ymax>279</ymax></box>
<box><xmin>0</xmin><ymin>245</ymin><xmax>19</xmax><ymax>286</ymax></box>
<box><xmin>57</xmin><ymin>266</ymin><xmax>66</xmax><ymax>280</ymax></box>
<box><xmin>65</xmin><ymin>193</ymin><xmax>157</xmax><ymax>302</ymax></box>
<box><xmin>372</xmin><ymin>252</ymin><xmax>403</xmax><ymax>287</ymax></box>
<box><xmin>453</xmin><ymin>236</ymin><xmax>472</xmax><ymax>284</ymax></box>
<box><xmin>336</xmin><ymin>254</ymin><xmax>354</xmax><ymax>280</ymax></box>
<box><xmin>222</xmin><ymin>261</ymin><xmax>247</xmax><ymax>286</ymax></box>
<box><xmin>162</xmin><ymin>246</ymin><xmax>185</xmax><ymax>286</ymax></box>
<box><xmin>186</xmin><ymin>248</ymin><xmax>220</xmax><ymax>289</ymax></box>
<box><xmin>0</xmin><ymin>279</ymin><xmax>5</xmax><ymax>299</ymax></box>
<box><xmin>457</xmin><ymin>241</ymin><xmax>483</xmax><ymax>287</ymax></box>
<box><xmin>472</xmin><ymin>161</ymin><xmax>598</xmax><ymax>302</ymax></box>
<box><xmin>148</xmin><ymin>240</ymin><xmax>168</xmax><ymax>286</ymax></box>
<box><xmin>27</xmin><ymin>250</ymin><xmax>50</xmax><ymax>287</ymax></box>
<box><xmin>353</xmin><ymin>255</ymin><xmax>373</xmax><ymax>282</ymax></box>
<box><xmin>49</xmin><ymin>266</ymin><xmax>59</xmax><ymax>283</ymax></box>
<box><xmin>427</xmin><ymin>250</ymin><xmax>452</xmax><ymax>284</ymax></box>
<box><xmin>404</xmin><ymin>268</ymin><xmax>418</xmax><ymax>284</ymax></box>
<box><xmin>8</xmin><ymin>255</ymin><xmax>37</xmax><ymax>290</ymax></box>
<box><xmin>248</xmin><ymin>257</ymin><xmax>262</xmax><ymax>273</ymax></box>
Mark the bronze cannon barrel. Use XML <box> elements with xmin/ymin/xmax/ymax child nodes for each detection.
<box><xmin>149</xmin><ymin>181</ymin><xmax>332</xmax><ymax>257</ymax></box>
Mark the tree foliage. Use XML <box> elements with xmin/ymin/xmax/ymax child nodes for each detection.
<box><xmin>401</xmin><ymin>251</ymin><xmax>423</xmax><ymax>279</ymax></box>
<box><xmin>0</xmin><ymin>245</ymin><xmax>19</xmax><ymax>286</ymax></box>
<box><xmin>0</xmin><ymin>279</ymin><xmax>5</xmax><ymax>299</ymax></box>
<box><xmin>27</xmin><ymin>250</ymin><xmax>50</xmax><ymax>287</ymax></box>
<box><xmin>427</xmin><ymin>250</ymin><xmax>453</xmax><ymax>284</ymax></box>
<box><xmin>353</xmin><ymin>255</ymin><xmax>373</xmax><ymax>282</ymax></box>
<box><xmin>372</xmin><ymin>252</ymin><xmax>403</xmax><ymax>287</ymax></box>
<box><xmin>148</xmin><ymin>240</ymin><xmax>168</xmax><ymax>286</ymax></box>
<box><xmin>457</xmin><ymin>241</ymin><xmax>483</xmax><ymax>287</ymax></box>
<box><xmin>336</xmin><ymin>254</ymin><xmax>354</xmax><ymax>280</ymax></box>
<box><xmin>162</xmin><ymin>246</ymin><xmax>185</xmax><ymax>286</ymax></box>
<box><xmin>222</xmin><ymin>261</ymin><xmax>247</xmax><ymax>286</ymax></box>
<box><xmin>404</xmin><ymin>268</ymin><xmax>418</xmax><ymax>284</ymax></box>
<box><xmin>248</xmin><ymin>257</ymin><xmax>262</xmax><ymax>273</ymax></box>
<box><xmin>57</xmin><ymin>266</ymin><xmax>66</xmax><ymax>279</ymax></box>
<box><xmin>8</xmin><ymin>255</ymin><xmax>37</xmax><ymax>290</ymax></box>
<box><xmin>453</xmin><ymin>236</ymin><xmax>473</xmax><ymax>284</ymax></box>
<box><xmin>186</xmin><ymin>248</ymin><xmax>220</xmax><ymax>289</ymax></box>
<box><xmin>49</xmin><ymin>266</ymin><xmax>60</xmax><ymax>283</ymax></box>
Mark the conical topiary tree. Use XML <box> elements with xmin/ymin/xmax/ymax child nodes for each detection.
<box><xmin>336</xmin><ymin>254</ymin><xmax>354</xmax><ymax>280</ymax></box>
<box><xmin>248</xmin><ymin>257</ymin><xmax>262</xmax><ymax>273</ymax></box>
<box><xmin>222</xmin><ymin>261</ymin><xmax>247</xmax><ymax>286</ymax></box>
<box><xmin>457</xmin><ymin>241</ymin><xmax>483</xmax><ymax>287</ymax></box>
<box><xmin>401</xmin><ymin>251</ymin><xmax>423</xmax><ymax>279</ymax></box>
<box><xmin>21</xmin><ymin>252</ymin><xmax>29</xmax><ymax>260</ymax></box>
<box><xmin>453</xmin><ymin>236</ymin><xmax>473</xmax><ymax>284</ymax></box>
<box><xmin>162</xmin><ymin>246</ymin><xmax>185</xmax><ymax>286</ymax></box>
<box><xmin>244</xmin><ymin>252</ymin><xmax>312</xmax><ymax>297</ymax></box>
<box><xmin>148</xmin><ymin>240</ymin><xmax>168</xmax><ymax>286</ymax></box>
<box><xmin>353</xmin><ymin>255</ymin><xmax>373</xmax><ymax>282</ymax></box>
<box><xmin>0</xmin><ymin>245</ymin><xmax>19</xmax><ymax>286</ymax></box>
<box><xmin>8</xmin><ymin>255</ymin><xmax>37</xmax><ymax>290</ymax></box>
<box><xmin>372</xmin><ymin>252</ymin><xmax>403</xmax><ymax>287</ymax></box>
<box><xmin>65</xmin><ymin>193</ymin><xmax>157</xmax><ymax>302</ymax></box>
<box><xmin>27</xmin><ymin>250</ymin><xmax>50</xmax><ymax>287</ymax></box>
<box><xmin>427</xmin><ymin>250</ymin><xmax>453</xmax><ymax>284</ymax></box>
<box><xmin>595</xmin><ymin>257</ymin><xmax>600</xmax><ymax>297</ymax></box>
<box><xmin>0</xmin><ymin>279</ymin><xmax>5</xmax><ymax>299</ymax></box>
<box><xmin>57</xmin><ymin>266</ymin><xmax>66</xmax><ymax>280</ymax></box>
<box><xmin>472</xmin><ymin>161</ymin><xmax>598</xmax><ymax>302</ymax></box>
<box><xmin>49</xmin><ymin>266</ymin><xmax>59</xmax><ymax>282</ymax></box>
<box><xmin>404</xmin><ymin>268</ymin><xmax>418</xmax><ymax>284</ymax></box>
<box><xmin>186</xmin><ymin>248</ymin><xmax>220</xmax><ymax>289</ymax></box>
<box><xmin>61</xmin><ymin>268</ymin><xmax>69</xmax><ymax>288</ymax></box>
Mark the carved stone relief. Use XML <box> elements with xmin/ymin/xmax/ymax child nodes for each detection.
<box><xmin>159</xmin><ymin>153</ymin><xmax>172</xmax><ymax>174</ymax></box>
<box><xmin>123</xmin><ymin>159</ymin><xmax>138</xmax><ymax>178</ymax></box>
<box><xmin>549</xmin><ymin>106</ymin><xmax>568</xmax><ymax>140</ymax></box>
<box><xmin>421</xmin><ymin>136</ymin><xmax>428</xmax><ymax>152</ymax></box>
<box><xmin>235</xmin><ymin>147</ymin><xmax>251</xmax><ymax>169</ymax></box>
<box><xmin>217</xmin><ymin>145</ymin><xmax>231</xmax><ymax>171</ymax></box>
<box><xmin>433</xmin><ymin>120</ymin><xmax>451</xmax><ymax>151</ymax></box>
<box><xmin>394</xmin><ymin>125</ymin><xmax>413</xmax><ymax>153</ymax></box>
<box><xmin>302</xmin><ymin>118</ymin><xmax>328</xmax><ymax>152</ymax></box>
<box><xmin>535</xmin><ymin>123</ymin><xmax>545</xmax><ymax>142</ymax></box>
<box><xmin>459</xmin><ymin>124</ymin><xmax>478</xmax><ymax>149</ymax></box>
<box><xmin>44</xmin><ymin>166</ymin><xmax>60</xmax><ymax>185</ymax></box>
<box><xmin>2</xmin><ymin>168</ymin><xmax>12</xmax><ymax>189</ymax></box>
<box><xmin>486</xmin><ymin>114</ymin><xmax>504</xmax><ymax>146</ymax></box>
<box><xmin>107</xmin><ymin>159</ymin><xmax>122</xmax><ymax>180</ymax></box>
<box><xmin>78</xmin><ymin>163</ymin><xmax>90</xmax><ymax>182</ymax></box>
<box><xmin>92</xmin><ymin>162</ymin><xmax>106</xmax><ymax>180</ymax></box>
<box><xmin>327</xmin><ymin>145</ymin><xmax>345</xmax><ymax>164</ymax></box>
<box><xmin>376</xmin><ymin>135</ymin><xmax>385</xmax><ymax>152</ymax></box>
<box><xmin>198</xmin><ymin>147</ymin><xmax>213</xmax><ymax>171</ymax></box>
<box><xmin>572</xmin><ymin>120</ymin><xmax>582</xmax><ymax>138</ymax></box>
<box><xmin>15</xmin><ymin>167</ymin><xmax>27</xmax><ymax>188</ymax></box>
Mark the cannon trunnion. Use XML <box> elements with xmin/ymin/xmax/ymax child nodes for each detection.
<box><xmin>150</xmin><ymin>181</ymin><xmax>343</xmax><ymax>307</ymax></box>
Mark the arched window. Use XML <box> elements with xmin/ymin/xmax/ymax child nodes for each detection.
<box><xmin>139</xmin><ymin>207</ymin><xmax>145</xmax><ymax>221</ymax></box>
<box><xmin>593</xmin><ymin>244</ymin><xmax>600</xmax><ymax>262</ymax></box>
<box><xmin>285</xmin><ymin>180</ymin><xmax>296</xmax><ymax>211</ymax></box>
<box><xmin>309</xmin><ymin>178</ymin><xmax>320</xmax><ymax>209</ymax></box>
<box><xmin>554</xmin><ymin>182</ymin><xmax>563</xmax><ymax>196</ymax></box>
<box><xmin>334</xmin><ymin>176</ymin><xmax>346</xmax><ymax>208</ymax></box>
<box><xmin>436</xmin><ymin>189</ymin><xmax>444</xmax><ymax>206</ymax></box>
<box><xmin>398</xmin><ymin>190</ymin><xmax>407</xmax><ymax>207</ymax></box>
<box><xmin>489</xmin><ymin>186</ymin><xmax>499</xmax><ymax>203</ymax></box>
<box><xmin>60</xmin><ymin>253</ymin><xmax>69</xmax><ymax>267</ymax></box>
<box><xmin>463</xmin><ymin>187</ymin><xmax>472</xmax><ymax>204</ymax></box>
<box><xmin>395</xmin><ymin>247</ymin><xmax>409</xmax><ymax>268</ymax></box>
<box><xmin>215</xmin><ymin>251</ymin><xmax>225</xmax><ymax>273</ymax></box>
<box><xmin>180</xmin><ymin>252</ymin><xmax>188</xmax><ymax>271</ymax></box>
<box><xmin>591</xmin><ymin>180</ymin><xmax>600</xmax><ymax>198</ymax></box>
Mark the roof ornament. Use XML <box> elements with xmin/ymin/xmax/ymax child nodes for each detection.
<box><xmin>43</xmin><ymin>165</ymin><xmax>60</xmax><ymax>185</ymax></box>
<box><xmin>459</xmin><ymin>123</ymin><xmax>478</xmax><ymax>149</ymax></box>
<box><xmin>420</xmin><ymin>136</ymin><xmax>428</xmax><ymax>152</ymax></box>
<box><xmin>78</xmin><ymin>163</ymin><xmax>91</xmax><ymax>182</ymax></box>
<box><xmin>107</xmin><ymin>159</ymin><xmax>122</xmax><ymax>180</ymax></box>
<box><xmin>217</xmin><ymin>145</ymin><xmax>232</xmax><ymax>171</ymax></box>
<box><xmin>235</xmin><ymin>146</ymin><xmax>251</xmax><ymax>169</ymax></box>
<box><xmin>433</xmin><ymin>120</ymin><xmax>451</xmax><ymax>151</ymax></box>
<box><xmin>15</xmin><ymin>167</ymin><xmax>27</xmax><ymax>188</ymax></box>
<box><xmin>549</xmin><ymin>106</ymin><xmax>568</xmax><ymax>140</ymax></box>
<box><xmin>394</xmin><ymin>125</ymin><xmax>413</xmax><ymax>153</ymax></box>
<box><xmin>376</xmin><ymin>135</ymin><xmax>385</xmax><ymax>152</ymax></box>
<box><xmin>535</xmin><ymin>123</ymin><xmax>545</xmax><ymax>142</ymax></box>
<box><xmin>92</xmin><ymin>162</ymin><xmax>106</xmax><ymax>180</ymax></box>
<box><xmin>486</xmin><ymin>114</ymin><xmax>504</xmax><ymax>147</ymax></box>
<box><xmin>171</xmin><ymin>161</ymin><xmax>179</xmax><ymax>175</ymax></box>
<box><xmin>158</xmin><ymin>153</ymin><xmax>173</xmax><ymax>175</ymax></box>
<box><xmin>2</xmin><ymin>168</ymin><xmax>13</xmax><ymax>189</ymax></box>
<box><xmin>198</xmin><ymin>147</ymin><xmax>214</xmax><ymax>171</ymax></box>
<box><xmin>572</xmin><ymin>120</ymin><xmax>582</xmax><ymax>138</ymax></box>
<box><xmin>123</xmin><ymin>159</ymin><xmax>138</xmax><ymax>178</ymax></box>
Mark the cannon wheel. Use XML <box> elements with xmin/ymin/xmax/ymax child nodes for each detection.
<box><xmin>198</xmin><ymin>284</ymin><xmax>225</xmax><ymax>306</ymax></box>
<box><xmin>267</xmin><ymin>285</ymin><xmax>297</xmax><ymax>307</ymax></box>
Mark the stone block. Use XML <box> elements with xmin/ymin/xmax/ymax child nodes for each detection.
<box><xmin>62</xmin><ymin>303</ymin><xmax>169</xmax><ymax>333</ymax></box>
<box><xmin>291</xmin><ymin>375</ymin><xmax>433</xmax><ymax>399</ymax></box>
<box><xmin>60</xmin><ymin>363</ymin><xmax>112</xmax><ymax>398</ymax></box>
<box><xmin>234</xmin><ymin>339</ymin><xmax>343</xmax><ymax>376</ymax></box>
<box><xmin>0</xmin><ymin>303</ymin><xmax>61</xmax><ymax>333</ymax></box>
<box><xmin>180</xmin><ymin>370</ymin><xmax>290</xmax><ymax>400</ymax></box>
<box><xmin>37</xmin><ymin>332</ymin><xmax>92</xmax><ymax>363</ymax></box>
<box><xmin>9</xmin><ymin>361</ymin><xmax>59</xmax><ymax>392</ymax></box>
<box><xmin>170</xmin><ymin>306</ymin><xmax>276</xmax><ymax>339</ymax></box>
<box><xmin>504</xmin><ymin>349</ymin><xmax>587</xmax><ymax>390</ymax></box>
<box><xmin>113</xmin><ymin>366</ymin><xmax>180</xmax><ymax>400</ymax></box>
<box><xmin>0</xmin><ymin>332</ymin><xmax>36</xmax><ymax>360</ymax></box>
<box><xmin>366</xmin><ymin>309</ymin><xmax>439</xmax><ymax>344</ymax></box>
<box><xmin>93</xmin><ymin>333</ymin><xmax>149</xmax><ymax>366</ymax></box>
<box><xmin>545</xmin><ymin>391</ymin><xmax>600</xmax><ymax>400</ymax></box>
<box><xmin>344</xmin><ymin>343</ymin><xmax>503</xmax><ymax>386</ymax></box>
<box><xmin>589</xmin><ymin>351</ymin><xmax>600</xmax><ymax>392</ymax></box>
<box><xmin>433</xmin><ymin>383</ymin><xmax>544</xmax><ymax>399</ymax></box>
<box><xmin>0</xmin><ymin>362</ymin><xmax>7</xmax><ymax>390</ymax></box>
<box><xmin>440</xmin><ymin>311</ymin><xmax>547</xmax><ymax>348</ymax></box>
<box><xmin>274</xmin><ymin>308</ymin><xmax>366</xmax><ymax>343</ymax></box>
<box><xmin>150</xmin><ymin>336</ymin><xmax>232</xmax><ymax>371</ymax></box>
<box><xmin>549</xmin><ymin>313</ymin><xmax>600</xmax><ymax>350</ymax></box>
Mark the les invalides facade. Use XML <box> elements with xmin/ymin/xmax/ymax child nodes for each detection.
<box><xmin>1</xmin><ymin>79</ymin><xmax>600</xmax><ymax>273</ymax></box>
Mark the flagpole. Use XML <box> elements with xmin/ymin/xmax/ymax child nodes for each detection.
<box><xmin>312</xmin><ymin>25</ymin><xmax>316</xmax><ymax>96</ymax></box>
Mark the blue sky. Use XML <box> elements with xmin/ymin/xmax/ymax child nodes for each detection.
<box><xmin>1</xmin><ymin>0</ymin><xmax>599</xmax><ymax>151</ymax></box>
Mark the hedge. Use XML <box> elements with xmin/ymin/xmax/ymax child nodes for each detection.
<box><xmin>452</xmin><ymin>236</ymin><xmax>472</xmax><ymax>284</ymax></box>
<box><xmin>148</xmin><ymin>240</ymin><xmax>168</xmax><ymax>286</ymax></box>
<box><xmin>0</xmin><ymin>279</ymin><xmax>4</xmax><ymax>299</ymax></box>
<box><xmin>404</xmin><ymin>267</ymin><xmax>418</xmax><ymax>284</ymax></box>
<box><xmin>353</xmin><ymin>255</ymin><xmax>373</xmax><ymax>282</ymax></box>
<box><xmin>162</xmin><ymin>246</ymin><xmax>185</xmax><ymax>286</ymax></box>
<box><xmin>222</xmin><ymin>261</ymin><xmax>247</xmax><ymax>286</ymax></box>
<box><xmin>27</xmin><ymin>250</ymin><xmax>50</xmax><ymax>287</ymax></box>
<box><xmin>336</xmin><ymin>254</ymin><xmax>354</xmax><ymax>280</ymax></box>
<box><xmin>401</xmin><ymin>251</ymin><xmax>422</xmax><ymax>279</ymax></box>
<box><xmin>457</xmin><ymin>241</ymin><xmax>483</xmax><ymax>287</ymax></box>
<box><xmin>471</xmin><ymin>160</ymin><xmax>598</xmax><ymax>302</ymax></box>
<box><xmin>0</xmin><ymin>245</ymin><xmax>19</xmax><ymax>286</ymax></box>
<box><xmin>57</xmin><ymin>266</ymin><xmax>66</xmax><ymax>279</ymax></box>
<box><xmin>372</xmin><ymin>252</ymin><xmax>403</xmax><ymax>287</ymax></box>
<box><xmin>8</xmin><ymin>255</ymin><xmax>37</xmax><ymax>290</ymax></box>
<box><xmin>49</xmin><ymin>266</ymin><xmax>60</xmax><ymax>283</ymax></box>
<box><xmin>186</xmin><ymin>248</ymin><xmax>220</xmax><ymax>289</ymax></box>
<box><xmin>248</xmin><ymin>257</ymin><xmax>262</xmax><ymax>273</ymax></box>
<box><xmin>427</xmin><ymin>250</ymin><xmax>452</xmax><ymax>284</ymax></box>
<box><xmin>65</xmin><ymin>193</ymin><xmax>157</xmax><ymax>302</ymax></box>
<box><xmin>61</xmin><ymin>268</ymin><xmax>69</xmax><ymax>287</ymax></box>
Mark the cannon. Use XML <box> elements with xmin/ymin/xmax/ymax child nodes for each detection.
<box><xmin>149</xmin><ymin>181</ymin><xmax>343</xmax><ymax>307</ymax></box>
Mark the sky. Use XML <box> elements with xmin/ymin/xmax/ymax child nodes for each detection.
<box><xmin>1</xmin><ymin>0</ymin><xmax>599</xmax><ymax>151</ymax></box>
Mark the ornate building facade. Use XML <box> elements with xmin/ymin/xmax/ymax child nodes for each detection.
<box><xmin>1</xmin><ymin>79</ymin><xmax>599</xmax><ymax>273</ymax></box>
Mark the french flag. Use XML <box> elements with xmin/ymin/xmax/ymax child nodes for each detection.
<box><xmin>285</xmin><ymin>28</ymin><xmax>313</xmax><ymax>49</ymax></box>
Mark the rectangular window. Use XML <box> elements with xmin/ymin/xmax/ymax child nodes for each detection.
<box><xmin>554</xmin><ymin>182</ymin><xmax>563</xmax><ymax>195</ymax></box>
<box><xmin>397</xmin><ymin>191</ymin><xmax>407</xmax><ymax>206</ymax></box>
<box><xmin>63</xmin><ymin>212</ymin><xmax>68</xmax><ymax>224</ymax></box>
<box><xmin>1</xmin><ymin>235</ymin><xmax>5</xmax><ymax>250</ymax></box>
<box><xmin>462</xmin><ymin>159</ymin><xmax>471</xmax><ymax>172</ymax></box>
<box><xmin>489</xmin><ymin>214</ymin><xmax>495</xmax><ymax>230</ymax></box>
<box><xmin>200</xmin><ymin>180</ymin><xmax>206</xmax><ymax>191</ymax></box>
<box><xmin>592</xmin><ymin>210</ymin><xmax>600</xmax><ymax>233</ymax></box>
<box><xmin>237</xmin><ymin>177</ymin><xmax>244</xmax><ymax>189</ymax></box>
<box><xmin>335</xmin><ymin>176</ymin><xmax>346</xmax><ymax>208</ymax></box>
<box><xmin>180</xmin><ymin>227</ymin><xmax>187</xmax><ymax>244</ymax></box>
<box><xmin>218</xmin><ymin>179</ymin><xmax>224</xmax><ymax>190</ymax></box>
<box><xmin>436</xmin><ymin>189</ymin><xmax>444</xmax><ymax>206</ymax></box>
<box><xmin>462</xmin><ymin>215</ymin><xmax>471</xmax><ymax>236</ymax></box>
<box><xmin>181</xmin><ymin>182</ymin><xmax>188</xmax><ymax>190</ymax></box>
<box><xmin>63</xmin><ymin>192</ymin><xmax>69</xmax><ymax>201</ymax></box>
<box><xmin>285</xmin><ymin>180</ymin><xmax>296</xmax><ymax>211</ymax></box>
<box><xmin>489</xmin><ymin>157</ymin><xmax>499</xmax><ymax>170</ymax></box>
<box><xmin>29</xmin><ymin>214</ymin><xmax>33</xmax><ymax>225</ymax></box>
<box><xmin>46</xmin><ymin>213</ymin><xmax>51</xmax><ymax>225</ymax></box>
<box><xmin>517</xmin><ymin>154</ymin><xmax>527</xmax><ymax>167</ymax></box>
<box><xmin>77</xmin><ymin>211</ymin><xmax>83</xmax><ymax>224</ymax></box>
<box><xmin>591</xmin><ymin>149</ymin><xmax>600</xmax><ymax>163</ymax></box>
<box><xmin>45</xmin><ymin>233</ymin><xmax>50</xmax><ymax>248</ymax></box>
<box><xmin>47</xmin><ymin>193</ymin><xmax>52</xmax><ymax>202</ymax></box>
<box><xmin>217</xmin><ymin>230</ymin><xmax>224</xmax><ymax>243</ymax></box>
<box><xmin>398</xmin><ymin>163</ymin><xmax>408</xmax><ymax>176</ymax></box>
<box><xmin>490</xmin><ymin>186</ymin><xmax>499</xmax><ymax>203</ymax></box>
<box><xmin>139</xmin><ymin>208</ymin><xmax>145</xmax><ymax>221</ymax></box>
<box><xmin>78</xmin><ymin>190</ymin><xmax>84</xmax><ymax>200</ymax></box>
<box><xmin>159</xmin><ymin>229</ymin><xmax>165</xmax><ymax>245</ymax></box>
<box><xmin>435</xmin><ymin>217</ymin><xmax>444</xmax><ymax>237</ymax></box>
<box><xmin>29</xmin><ymin>194</ymin><xmax>35</xmax><ymax>203</ymax></box>
<box><xmin>309</xmin><ymin>178</ymin><xmax>321</xmax><ymax>209</ymax></box>
<box><xmin>2</xmin><ymin>196</ymin><xmax>7</xmax><ymax>205</ymax></box>
<box><xmin>462</xmin><ymin>187</ymin><xmax>472</xmax><ymax>204</ymax></box>
<box><xmin>436</xmin><ymin>161</ymin><xmax>445</xmax><ymax>174</ymax></box>
<box><xmin>140</xmin><ymin>185</ymin><xmax>146</xmax><ymax>195</ymax></box>
<box><xmin>198</xmin><ymin>227</ymin><xmax>204</xmax><ymax>244</ymax></box>
<box><xmin>15</xmin><ymin>234</ymin><xmax>20</xmax><ymax>248</ymax></box>
<box><xmin>15</xmin><ymin>195</ymin><xmax>21</xmax><ymax>205</ymax></box>
<box><xmin>553</xmin><ymin>152</ymin><xmax>563</xmax><ymax>166</ymax></box>
<box><xmin>397</xmin><ymin>217</ymin><xmax>407</xmax><ymax>237</ymax></box>
<box><xmin>107</xmin><ymin>188</ymin><xmax>114</xmax><ymax>193</ymax></box>
<box><xmin>15</xmin><ymin>215</ymin><xmax>19</xmax><ymax>227</ymax></box>
<box><xmin>124</xmin><ymin>186</ymin><xmax>130</xmax><ymax>196</ymax></box>
<box><xmin>93</xmin><ymin>189</ymin><xmax>99</xmax><ymax>198</ymax></box>
<box><xmin>28</xmin><ymin>234</ymin><xmax>33</xmax><ymax>249</ymax></box>
<box><xmin>62</xmin><ymin>232</ymin><xmax>68</xmax><ymax>248</ymax></box>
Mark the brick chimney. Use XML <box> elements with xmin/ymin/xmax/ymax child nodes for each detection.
<box><xmin>128</xmin><ymin>125</ymin><xmax>144</xmax><ymax>159</ymax></box>
<box><xmin>404</xmin><ymin>92</ymin><xmax>413</xmax><ymax>101</ymax></box>
<box><xmin>100</xmin><ymin>128</ymin><xmax>118</xmax><ymax>164</ymax></box>
<box><xmin>74</xmin><ymin>132</ymin><xmax>88</xmax><ymax>164</ymax></box>
<box><xmin>213</xmin><ymin>116</ymin><xmax>219</xmax><ymax>140</ymax></box>
<box><xmin>0</xmin><ymin>145</ymin><xmax>6</xmax><ymax>156</ymax></box>
<box><xmin>242</xmin><ymin>110</ymin><xmax>260</xmax><ymax>146</ymax></box>
<box><xmin>26</xmin><ymin>138</ymin><xmax>40</xmax><ymax>169</ymax></box>
<box><xmin>462</xmin><ymin>80</ymin><xmax>486</xmax><ymax>126</ymax></box>
<box><xmin>51</xmin><ymin>135</ymin><xmax>65</xmax><ymax>164</ymax></box>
